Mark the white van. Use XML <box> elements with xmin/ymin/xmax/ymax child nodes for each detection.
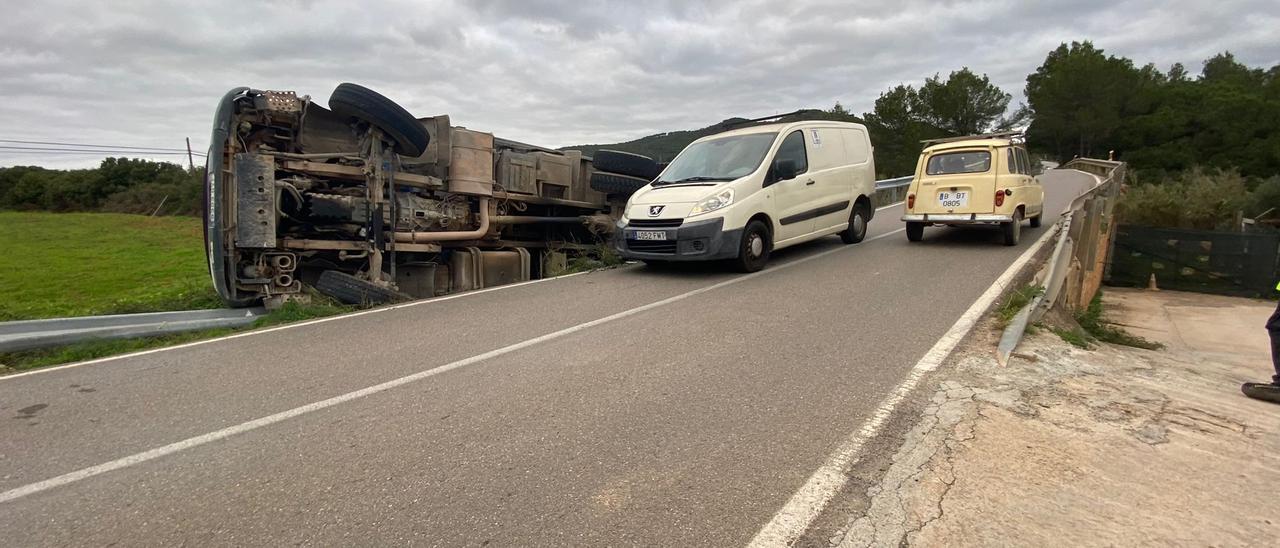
<box><xmin>614</xmin><ymin>121</ymin><xmax>877</xmax><ymax>271</ymax></box>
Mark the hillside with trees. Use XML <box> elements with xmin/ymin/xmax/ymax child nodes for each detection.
<box><xmin>1025</xmin><ymin>42</ymin><xmax>1280</xmax><ymax>179</ymax></box>
<box><xmin>0</xmin><ymin>158</ymin><xmax>202</xmax><ymax>216</ymax></box>
<box><xmin>567</xmin><ymin>68</ymin><xmax>1014</xmax><ymax>179</ymax></box>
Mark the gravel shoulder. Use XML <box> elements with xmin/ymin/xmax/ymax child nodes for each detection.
<box><xmin>826</xmin><ymin>288</ymin><xmax>1280</xmax><ymax>546</ymax></box>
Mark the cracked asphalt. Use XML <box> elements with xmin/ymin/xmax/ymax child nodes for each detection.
<box><xmin>0</xmin><ymin>171</ymin><xmax>1092</xmax><ymax>546</ymax></box>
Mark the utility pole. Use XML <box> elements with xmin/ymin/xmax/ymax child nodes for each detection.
<box><xmin>185</xmin><ymin>137</ymin><xmax>196</xmax><ymax>170</ymax></box>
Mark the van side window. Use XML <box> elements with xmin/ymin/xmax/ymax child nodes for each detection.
<box><xmin>1007</xmin><ymin>148</ymin><xmax>1018</xmax><ymax>174</ymax></box>
<box><xmin>775</xmin><ymin>130</ymin><xmax>808</xmax><ymax>176</ymax></box>
<box><xmin>1017</xmin><ymin>148</ymin><xmax>1032</xmax><ymax>175</ymax></box>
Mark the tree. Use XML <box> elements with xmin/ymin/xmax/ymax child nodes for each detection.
<box><xmin>1024</xmin><ymin>41</ymin><xmax>1142</xmax><ymax>161</ymax></box>
<box><xmin>862</xmin><ymin>85</ymin><xmax>941</xmax><ymax>177</ymax></box>
<box><xmin>861</xmin><ymin>69</ymin><xmax>1015</xmax><ymax>177</ymax></box>
<box><xmin>914</xmin><ymin>68</ymin><xmax>1012</xmax><ymax>135</ymax></box>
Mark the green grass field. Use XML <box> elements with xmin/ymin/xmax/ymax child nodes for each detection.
<box><xmin>0</xmin><ymin>211</ymin><xmax>220</xmax><ymax>321</ymax></box>
<box><xmin>0</xmin><ymin>211</ymin><xmax>353</xmax><ymax>373</ymax></box>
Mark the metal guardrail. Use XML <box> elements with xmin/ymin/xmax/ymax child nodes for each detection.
<box><xmin>0</xmin><ymin>308</ymin><xmax>268</xmax><ymax>353</ymax></box>
<box><xmin>875</xmin><ymin>175</ymin><xmax>913</xmax><ymax>189</ymax></box>
<box><xmin>874</xmin><ymin>175</ymin><xmax>913</xmax><ymax>207</ymax></box>
<box><xmin>996</xmin><ymin>159</ymin><xmax>1126</xmax><ymax>364</ymax></box>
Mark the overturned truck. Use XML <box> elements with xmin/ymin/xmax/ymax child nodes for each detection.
<box><xmin>205</xmin><ymin>84</ymin><xmax>657</xmax><ymax>307</ymax></box>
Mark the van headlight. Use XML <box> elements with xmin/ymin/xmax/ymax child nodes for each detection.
<box><xmin>688</xmin><ymin>189</ymin><xmax>734</xmax><ymax>217</ymax></box>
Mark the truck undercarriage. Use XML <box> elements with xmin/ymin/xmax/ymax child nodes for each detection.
<box><xmin>205</xmin><ymin>84</ymin><xmax>623</xmax><ymax>307</ymax></box>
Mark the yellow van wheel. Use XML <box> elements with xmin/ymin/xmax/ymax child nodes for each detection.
<box><xmin>906</xmin><ymin>222</ymin><xmax>924</xmax><ymax>242</ymax></box>
<box><xmin>1002</xmin><ymin>211</ymin><xmax>1023</xmax><ymax>246</ymax></box>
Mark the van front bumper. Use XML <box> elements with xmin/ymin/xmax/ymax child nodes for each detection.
<box><xmin>901</xmin><ymin>213</ymin><xmax>1013</xmax><ymax>224</ymax></box>
<box><xmin>614</xmin><ymin>217</ymin><xmax>742</xmax><ymax>262</ymax></box>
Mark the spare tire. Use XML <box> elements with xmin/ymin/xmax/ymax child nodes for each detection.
<box><xmin>590</xmin><ymin>171</ymin><xmax>650</xmax><ymax>196</ymax></box>
<box><xmin>328</xmin><ymin>83</ymin><xmax>430</xmax><ymax>158</ymax></box>
<box><xmin>315</xmin><ymin>270</ymin><xmax>412</xmax><ymax>306</ymax></box>
<box><xmin>592</xmin><ymin>150</ymin><xmax>660</xmax><ymax>179</ymax></box>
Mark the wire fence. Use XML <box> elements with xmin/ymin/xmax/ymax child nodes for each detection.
<box><xmin>1108</xmin><ymin>225</ymin><xmax>1280</xmax><ymax>297</ymax></box>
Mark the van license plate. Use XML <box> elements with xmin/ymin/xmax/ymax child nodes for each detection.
<box><xmin>634</xmin><ymin>231</ymin><xmax>667</xmax><ymax>241</ymax></box>
<box><xmin>938</xmin><ymin>191</ymin><xmax>968</xmax><ymax>208</ymax></box>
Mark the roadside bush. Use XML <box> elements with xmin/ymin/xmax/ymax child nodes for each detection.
<box><xmin>0</xmin><ymin>158</ymin><xmax>201</xmax><ymax>216</ymax></box>
<box><xmin>1117</xmin><ymin>167</ymin><xmax>1251</xmax><ymax>229</ymax></box>
<box><xmin>1248</xmin><ymin>176</ymin><xmax>1280</xmax><ymax>218</ymax></box>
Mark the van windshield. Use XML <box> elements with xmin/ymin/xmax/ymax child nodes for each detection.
<box><xmin>654</xmin><ymin>132</ymin><xmax>778</xmax><ymax>186</ymax></box>
<box><xmin>926</xmin><ymin>150</ymin><xmax>991</xmax><ymax>175</ymax></box>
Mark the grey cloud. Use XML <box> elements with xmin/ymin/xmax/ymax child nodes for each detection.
<box><xmin>0</xmin><ymin>0</ymin><xmax>1277</xmax><ymax>168</ymax></box>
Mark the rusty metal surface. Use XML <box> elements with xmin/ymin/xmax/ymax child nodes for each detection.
<box><xmin>446</xmin><ymin>128</ymin><xmax>495</xmax><ymax>196</ymax></box>
<box><xmin>233</xmin><ymin>153</ymin><xmax>277</xmax><ymax>249</ymax></box>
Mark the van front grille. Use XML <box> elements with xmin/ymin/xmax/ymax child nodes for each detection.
<box><xmin>628</xmin><ymin>219</ymin><xmax>683</xmax><ymax>228</ymax></box>
<box><xmin>626</xmin><ymin>239</ymin><xmax>677</xmax><ymax>254</ymax></box>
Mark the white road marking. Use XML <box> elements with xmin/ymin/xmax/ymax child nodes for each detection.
<box><xmin>746</xmin><ymin>221</ymin><xmax>1060</xmax><ymax>547</ymax></box>
<box><xmin>0</xmin><ymin>229</ymin><xmax>905</xmax><ymax>504</ymax></box>
<box><xmin>875</xmin><ymin>201</ymin><xmax>903</xmax><ymax>212</ymax></box>
<box><xmin>0</xmin><ymin>271</ymin><xmax>591</xmax><ymax>381</ymax></box>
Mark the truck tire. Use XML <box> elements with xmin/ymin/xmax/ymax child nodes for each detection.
<box><xmin>328</xmin><ymin>83</ymin><xmax>430</xmax><ymax>158</ymax></box>
<box><xmin>315</xmin><ymin>270</ymin><xmax>412</xmax><ymax>306</ymax></box>
<box><xmin>1029</xmin><ymin>212</ymin><xmax>1043</xmax><ymax>228</ymax></box>
<box><xmin>590</xmin><ymin>171</ymin><xmax>650</xmax><ymax>195</ymax></box>
<box><xmin>591</xmin><ymin>150</ymin><xmax>660</xmax><ymax>179</ymax></box>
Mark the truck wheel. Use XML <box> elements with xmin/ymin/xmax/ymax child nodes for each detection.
<box><xmin>906</xmin><ymin>221</ymin><xmax>924</xmax><ymax>242</ymax></box>
<box><xmin>328</xmin><ymin>83</ymin><xmax>430</xmax><ymax>158</ymax></box>
<box><xmin>733</xmin><ymin>220</ymin><xmax>771</xmax><ymax>273</ymax></box>
<box><xmin>839</xmin><ymin>202</ymin><xmax>869</xmax><ymax>244</ymax></box>
<box><xmin>590</xmin><ymin>171</ymin><xmax>650</xmax><ymax>195</ymax></box>
<box><xmin>1029</xmin><ymin>213</ymin><xmax>1043</xmax><ymax>228</ymax></box>
<box><xmin>1002</xmin><ymin>210</ymin><xmax>1023</xmax><ymax>246</ymax></box>
<box><xmin>315</xmin><ymin>270</ymin><xmax>412</xmax><ymax>306</ymax></box>
<box><xmin>591</xmin><ymin>150</ymin><xmax>660</xmax><ymax>179</ymax></box>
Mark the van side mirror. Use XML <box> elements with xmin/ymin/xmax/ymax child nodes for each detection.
<box><xmin>775</xmin><ymin>159</ymin><xmax>798</xmax><ymax>181</ymax></box>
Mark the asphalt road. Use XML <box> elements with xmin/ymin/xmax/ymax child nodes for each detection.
<box><xmin>0</xmin><ymin>170</ymin><xmax>1094</xmax><ymax>546</ymax></box>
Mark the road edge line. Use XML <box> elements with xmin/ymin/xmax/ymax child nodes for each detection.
<box><xmin>745</xmin><ymin>222</ymin><xmax>1059</xmax><ymax>547</ymax></box>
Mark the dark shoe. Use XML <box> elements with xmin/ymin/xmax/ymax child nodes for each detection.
<box><xmin>1242</xmin><ymin>382</ymin><xmax>1280</xmax><ymax>404</ymax></box>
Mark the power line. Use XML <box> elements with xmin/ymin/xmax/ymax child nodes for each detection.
<box><xmin>0</xmin><ymin>146</ymin><xmax>205</xmax><ymax>157</ymax></box>
<box><xmin>0</xmin><ymin>138</ymin><xmax>198</xmax><ymax>153</ymax></box>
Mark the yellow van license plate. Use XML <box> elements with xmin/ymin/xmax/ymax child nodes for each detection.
<box><xmin>938</xmin><ymin>191</ymin><xmax>968</xmax><ymax>208</ymax></box>
<box><xmin>634</xmin><ymin>231</ymin><xmax>667</xmax><ymax>241</ymax></box>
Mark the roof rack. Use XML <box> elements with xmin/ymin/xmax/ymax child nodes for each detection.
<box><xmin>921</xmin><ymin>131</ymin><xmax>1023</xmax><ymax>146</ymax></box>
<box><xmin>719</xmin><ymin>109</ymin><xmax>812</xmax><ymax>130</ymax></box>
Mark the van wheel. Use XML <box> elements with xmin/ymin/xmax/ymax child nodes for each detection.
<box><xmin>733</xmin><ymin>220</ymin><xmax>771</xmax><ymax>273</ymax></box>
<box><xmin>839</xmin><ymin>203</ymin><xmax>869</xmax><ymax>244</ymax></box>
<box><xmin>906</xmin><ymin>222</ymin><xmax>924</xmax><ymax>242</ymax></box>
<box><xmin>1002</xmin><ymin>210</ymin><xmax>1023</xmax><ymax>246</ymax></box>
<box><xmin>1029</xmin><ymin>213</ymin><xmax>1043</xmax><ymax>228</ymax></box>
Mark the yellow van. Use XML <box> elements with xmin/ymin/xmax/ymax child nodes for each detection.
<box><xmin>900</xmin><ymin>133</ymin><xmax>1044</xmax><ymax>245</ymax></box>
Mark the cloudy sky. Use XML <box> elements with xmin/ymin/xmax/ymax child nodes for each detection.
<box><xmin>1</xmin><ymin>0</ymin><xmax>1277</xmax><ymax>168</ymax></box>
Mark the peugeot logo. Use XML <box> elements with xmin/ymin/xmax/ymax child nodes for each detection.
<box><xmin>648</xmin><ymin>205</ymin><xmax>665</xmax><ymax>217</ymax></box>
